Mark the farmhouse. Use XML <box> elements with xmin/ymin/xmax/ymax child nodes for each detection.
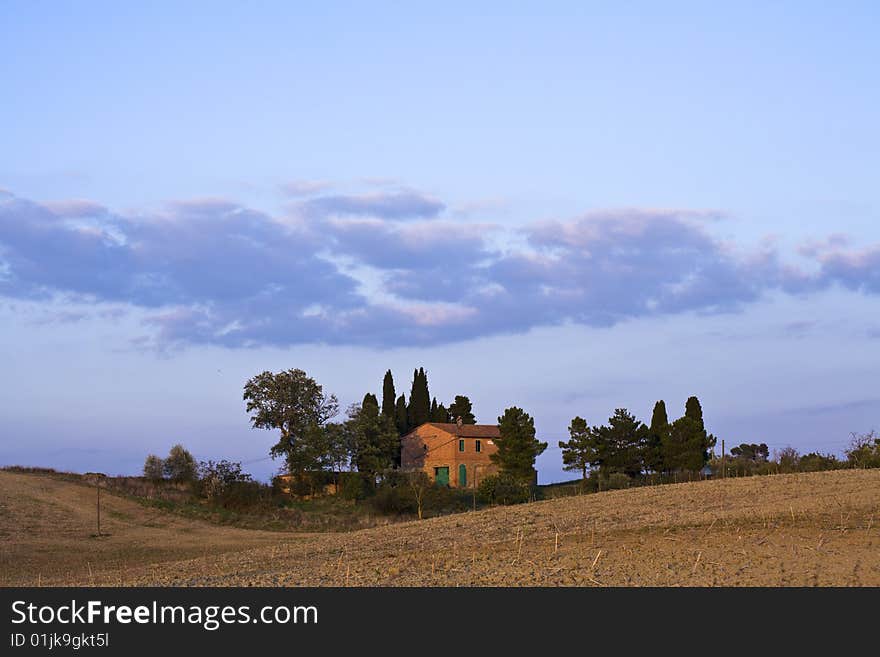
<box><xmin>401</xmin><ymin>420</ymin><xmax>501</xmax><ymax>488</ymax></box>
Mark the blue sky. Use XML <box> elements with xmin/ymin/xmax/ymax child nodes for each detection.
<box><xmin>1</xmin><ymin>2</ymin><xmax>879</xmax><ymax>482</ymax></box>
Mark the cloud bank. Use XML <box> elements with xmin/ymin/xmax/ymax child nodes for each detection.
<box><xmin>0</xmin><ymin>187</ymin><xmax>876</xmax><ymax>349</ymax></box>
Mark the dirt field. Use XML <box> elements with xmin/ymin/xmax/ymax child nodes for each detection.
<box><xmin>0</xmin><ymin>471</ymin><xmax>308</xmax><ymax>586</ymax></box>
<box><xmin>2</xmin><ymin>468</ymin><xmax>879</xmax><ymax>586</ymax></box>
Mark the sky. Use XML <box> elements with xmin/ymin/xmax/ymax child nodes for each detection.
<box><xmin>1</xmin><ymin>2</ymin><xmax>879</xmax><ymax>483</ymax></box>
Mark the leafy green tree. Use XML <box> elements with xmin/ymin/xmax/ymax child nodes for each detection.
<box><xmin>595</xmin><ymin>408</ymin><xmax>648</xmax><ymax>478</ymax></box>
<box><xmin>407</xmin><ymin>367</ymin><xmax>431</xmax><ymax>428</ymax></box>
<box><xmin>558</xmin><ymin>416</ymin><xmax>596</xmax><ymax>481</ymax></box>
<box><xmin>348</xmin><ymin>396</ymin><xmax>399</xmax><ymax>478</ymax></box>
<box><xmin>320</xmin><ymin>421</ymin><xmax>354</xmax><ymax>478</ymax></box>
<box><xmin>395</xmin><ymin>394</ymin><xmax>409</xmax><ymax>435</ymax></box>
<box><xmin>143</xmin><ymin>454</ymin><xmax>164</xmax><ymax>481</ymax></box>
<box><xmin>491</xmin><ymin>406</ymin><xmax>547</xmax><ymax>484</ymax></box>
<box><xmin>242</xmin><ymin>368</ymin><xmax>339</xmax><ymax>475</ymax></box>
<box><xmin>646</xmin><ymin>400</ymin><xmax>669</xmax><ymax>474</ymax></box>
<box><xmin>381</xmin><ymin>370</ymin><xmax>396</xmax><ymax>420</ymax></box>
<box><xmin>447</xmin><ymin>395</ymin><xmax>476</xmax><ymax>424</ymax></box>
<box><xmin>282</xmin><ymin>423</ymin><xmax>330</xmax><ymax>479</ymax></box>
<box><xmin>163</xmin><ymin>444</ymin><xmax>197</xmax><ymax>482</ymax></box>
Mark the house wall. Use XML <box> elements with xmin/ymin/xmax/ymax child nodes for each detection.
<box><xmin>402</xmin><ymin>425</ymin><xmax>500</xmax><ymax>488</ymax></box>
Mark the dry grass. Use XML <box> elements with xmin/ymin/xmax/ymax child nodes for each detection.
<box><xmin>0</xmin><ymin>471</ymin><xmax>311</xmax><ymax>586</ymax></box>
<box><xmin>2</xmin><ymin>468</ymin><xmax>879</xmax><ymax>586</ymax></box>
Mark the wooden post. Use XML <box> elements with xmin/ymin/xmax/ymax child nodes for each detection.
<box><xmin>721</xmin><ymin>439</ymin><xmax>726</xmax><ymax>480</ymax></box>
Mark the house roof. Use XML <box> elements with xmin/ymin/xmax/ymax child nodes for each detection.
<box><xmin>403</xmin><ymin>422</ymin><xmax>501</xmax><ymax>439</ymax></box>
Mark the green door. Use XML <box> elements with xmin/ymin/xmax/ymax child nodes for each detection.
<box><xmin>458</xmin><ymin>464</ymin><xmax>467</xmax><ymax>488</ymax></box>
<box><xmin>434</xmin><ymin>466</ymin><xmax>449</xmax><ymax>486</ymax></box>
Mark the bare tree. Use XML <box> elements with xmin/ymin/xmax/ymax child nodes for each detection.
<box><xmin>403</xmin><ymin>469</ymin><xmax>431</xmax><ymax>520</ymax></box>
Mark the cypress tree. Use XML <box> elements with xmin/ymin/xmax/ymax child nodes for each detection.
<box><xmin>648</xmin><ymin>400</ymin><xmax>669</xmax><ymax>474</ymax></box>
<box><xmin>395</xmin><ymin>394</ymin><xmax>408</xmax><ymax>435</ymax></box>
<box><xmin>662</xmin><ymin>416</ymin><xmax>704</xmax><ymax>472</ymax></box>
<box><xmin>407</xmin><ymin>367</ymin><xmax>431</xmax><ymax>428</ymax></box>
<box><xmin>663</xmin><ymin>396</ymin><xmax>715</xmax><ymax>474</ymax></box>
<box><xmin>430</xmin><ymin>397</ymin><xmax>438</xmax><ymax>421</ymax></box>
<box><xmin>362</xmin><ymin>393</ymin><xmax>378</xmax><ymax>413</ymax></box>
<box><xmin>685</xmin><ymin>396</ymin><xmax>704</xmax><ymax>430</ymax></box>
<box><xmin>381</xmin><ymin>370</ymin><xmax>396</xmax><ymax>419</ymax></box>
<box><xmin>685</xmin><ymin>395</ymin><xmax>716</xmax><ymax>460</ymax></box>
<box><xmin>435</xmin><ymin>402</ymin><xmax>449</xmax><ymax>423</ymax></box>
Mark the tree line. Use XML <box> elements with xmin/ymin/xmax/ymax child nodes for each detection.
<box><xmin>144</xmin><ymin>365</ymin><xmax>880</xmax><ymax>513</ymax></box>
<box><xmin>558</xmin><ymin>398</ymin><xmax>880</xmax><ymax>490</ymax></box>
<box><xmin>558</xmin><ymin>397</ymin><xmax>716</xmax><ymax>487</ymax></box>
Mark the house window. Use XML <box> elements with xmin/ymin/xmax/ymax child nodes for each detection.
<box><xmin>458</xmin><ymin>439</ymin><xmax>465</xmax><ymax>452</ymax></box>
<box><xmin>475</xmin><ymin>440</ymin><xmax>481</xmax><ymax>453</ymax></box>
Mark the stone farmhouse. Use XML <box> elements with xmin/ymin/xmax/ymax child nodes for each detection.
<box><xmin>400</xmin><ymin>420</ymin><xmax>501</xmax><ymax>488</ymax></box>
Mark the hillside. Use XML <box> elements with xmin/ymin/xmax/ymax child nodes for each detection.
<box><xmin>2</xmin><ymin>468</ymin><xmax>879</xmax><ymax>586</ymax></box>
<box><xmin>0</xmin><ymin>471</ymin><xmax>305</xmax><ymax>586</ymax></box>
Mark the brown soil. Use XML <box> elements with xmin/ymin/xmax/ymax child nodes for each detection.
<box><xmin>2</xmin><ymin>469</ymin><xmax>879</xmax><ymax>586</ymax></box>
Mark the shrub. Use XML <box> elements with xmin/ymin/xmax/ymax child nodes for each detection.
<box><xmin>369</xmin><ymin>483</ymin><xmax>417</xmax><ymax>515</ymax></box>
<box><xmin>197</xmin><ymin>459</ymin><xmax>251</xmax><ymax>500</ymax></box>
<box><xmin>775</xmin><ymin>446</ymin><xmax>800</xmax><ymax>473</ymax></box>
<box><xmin>477</xmin><ymin>473</ymin><xmax>530</xmax><ymax>505</ymax></box>
<box><xmin>845</xmin><ymin>431</ymin><xmax>880</xmax><ymax>469</ymax></box>
<box><xmin>339</xmin><ymin>472</ymin><xmax>372</xmax><ymax>501</ymax></box>
<box><xmin>282</xmin><ymin>472</ymin><xmax>321</xmax><ymax>497</ymax></box>
<box><xmin>798</xmin><ymin>452</ymin><xmax>840</xmax><ymax>472</ymax></box>
<box><xmin>217</xmin><ymin>480</ymin><xmax>271</xmax><ymax>510</ymax></box>
<box><xmin>424</xmin><ymin>485</ymin><xmax>474</xmax><ymax>514</ymax></box>
<box><xmin>602</xmin><ymin>472</ymin><xmax>632</xmax><ymax>490</ymax></box>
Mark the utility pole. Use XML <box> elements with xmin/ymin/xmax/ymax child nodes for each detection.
<box><xmin>721</xmin><ymin>439</ymin><xmax>726</xmax><ymax>480</ymax></box>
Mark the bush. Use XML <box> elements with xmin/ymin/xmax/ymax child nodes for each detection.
<box><xmin>216</xmin><ymin>480</ymin><xmax>272</xmax><ymax>510</ymax></box>
<box><xmin>424</xmin><ymin>485</ymin><xmax>474</xmax><ymax>514</ymax></box>
<box><xmin>281</xmin><ymin>472</ymin><xmax>331</xmax><ymax>497</ymax></box>
<box><xmin>775</xmin><ymin>446</ymin><xmax>800</xmax><ymax>473</ymax></box>
<box><xmin>339</xmin><ymin>472</ymin><xmax>373</xmax><ymax>501</ymax></box>
<box><xmin>477</xmin><ymin>473</ymin><xmax>530</xmax><ymax>505</ymax></box>
<box><xmin>799</xmin><ymin>452</ymin><xmax>840</xmax><ymax>472</ymax></box>
<box><xmin>602</xmin><ymin>472</ymin><xmax>632</xmax><ymax>490</ymax></box>
<box><xmin>369</xmin><ymin>483</ymin><xmax>417</xmax><ymax>515</ymax></box>
<box><xmin>143</xmin><ymin>455</ymin><xmax>164</xmax><ymax>481</ymax></box>
<box><xmin>846</xmin><ymin>431</ymin><xmax>880</xmax><ymax>469</ymax></box>
<box><xmin>197</xmin><ymin>459</ymin><xmax>251</xmax><ymax>500</ymax></box>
